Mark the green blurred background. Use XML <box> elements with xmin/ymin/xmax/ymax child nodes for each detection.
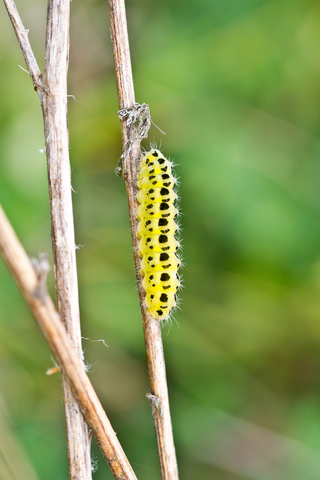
<box><xmin>1</xmin><ymin>0</ymin><xmax>320</xmax><ymax>478</ymax></box>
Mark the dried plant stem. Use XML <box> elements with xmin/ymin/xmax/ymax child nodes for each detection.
<box><xmin>0</xmin><ymin>206</ymin><xmax>138</xmax><ymax>480</ymax></box>
<box><xmin>108</xmin><ymin>1</ymin><xmax>179</xmax><ymax>479</ymax></box>
<box><xmin>2</xmin><ymin>0</ymin><xmax>42</xmax><ymax>92</ymax></box>
<box><xmin>3</xmin><ymin>0</ymin><xmax>91</xmax><ymax>477</ymax></box>
<box><xmin>41</xmin><ymin>2</ymin><xmax>93</xmax><ymax>474</ymax></box>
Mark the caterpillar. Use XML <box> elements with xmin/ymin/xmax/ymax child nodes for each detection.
<box><xmin>137</xmin><ymin>149</ymin><xmax>181</xmax><ymax>321</ymax></box>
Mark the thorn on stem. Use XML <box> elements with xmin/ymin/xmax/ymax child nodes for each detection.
<box><xmin>46</xmin><ymin>366</ymin><xmax>61</xmax><ymax>375</ymax></box>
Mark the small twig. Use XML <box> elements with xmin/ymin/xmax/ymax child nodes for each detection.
<box><xmin>3</xmin><ymin>0</ymin><xmax>42</xmax><ymax>93</ymax></box>
<box><xmin>108</xmin><ymin>1</ymin><xmax>179</xmax><ymax>479</ymax></box>
<box><xmin>0</xmin><ymin>206</ymin><xmax>138</xmax><ymax>480</ymax></box>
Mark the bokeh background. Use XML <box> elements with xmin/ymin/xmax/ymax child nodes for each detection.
<box><xmin>1</xmin><ymin>0</ymin><xmax>320</xmax><ymax>479</ymax></box>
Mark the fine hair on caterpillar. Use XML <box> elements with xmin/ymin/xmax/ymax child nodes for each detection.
<box><xmin>136</xmin><ymin>148</ymin><xmax>182</xmax><ymax>321</ymax></box>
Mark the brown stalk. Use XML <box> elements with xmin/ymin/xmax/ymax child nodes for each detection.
<box><xmin>0</xmin><ymin>206</ymin><xmax>138</xmax><ymax>480</ymax></box>
<box><xmin>42</xmin><ymin>2</ymin><xmax>94</xmax><ymax>477</ymax></box>
<box><xmin>108</xmin><ymin>1</ymin><xmax>179</xmax><ymax>479</ymax></box>
<box><xmin>3</xmin><ymin>0</ymin><xmax>92</xmax><ymax>477</ymax></box>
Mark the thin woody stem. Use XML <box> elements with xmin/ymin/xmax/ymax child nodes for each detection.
<box><xmin>3</xmin><ymin>0</ymin><xmax>42</xmax><ymax>92</ymax></box>
<box><xmin>0</xmin><ymin>206</ymin><xmax>138</xmax><ymax>480</ymax></box>
<box><xmin>108</xmin><ymin>1</ymin><xmax>179</xmax><ymax>479</ymax></box>
<box><xmin>3</xmin><ymin>0</ymin><xmax>89</xmax><ymax>477</ymax></box>
<box><xmin>41</xmin><ymin>2</ymin><xmax>93</xmax><ymax>476</ymax></box>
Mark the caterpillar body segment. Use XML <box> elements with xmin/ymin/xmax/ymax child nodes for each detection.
<box><xmin>137</xmin><ymin>149</ymin><xmax>181</xmax><ymax>321</ymax></box>
<box><xmin>142</xmin><ymin>271</ymin><xmax>180</xmax><ymax>293</ymax></box>
<box><xmin>137</xmin><ymin>202</ymin><xmax>179</xmax><ymax>222</ymax></box>
<box><xmin>138</xmin><ymin>234</ymin><xmax>179</xmax><ymax>256</ymax></box>
<box><xmin>145</xmin><ymin>291</ymin><xmax>177</xmax><ymax>320</ymax></box>
<box><xmin>138</xmin><ymin>173</ymin><xmax>177</xmax><ymax>189</ymax></box>
<box><xmin>141</xmin><ymin>252</ymin><xmax>181</xmax><ymax>275</ymax></box>
<box><xmin>137</xmin><ymin>217</ymin><xmax>179</xmax><ymax>239</ymax></box>
<box><xmin>139</xmin><ymin>162</ymin><xmax>173</xmax><ymax>179</ymax></box>
<box><xmin>137</xmin><ymin>186</ymin><xmax>178</xmax><ymax>204</ymax></box>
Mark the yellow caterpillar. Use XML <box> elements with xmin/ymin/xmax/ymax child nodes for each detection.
<box><xmin>137</xmin><ymin>149</ymin><xmax>181</xmax><ymax>321</ymax></box>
